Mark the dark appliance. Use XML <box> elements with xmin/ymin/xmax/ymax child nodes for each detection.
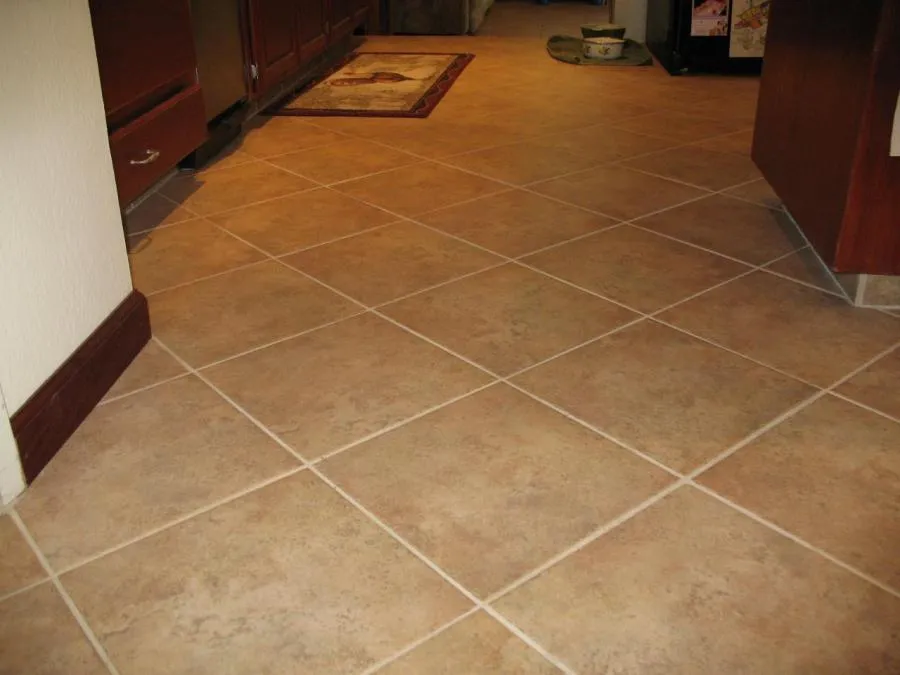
<box><xmin>646</xmin><ymin>0</ymin><xmax>768</xmax><ymax>75</ymax></box>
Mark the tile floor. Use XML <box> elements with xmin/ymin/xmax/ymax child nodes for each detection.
<box><xmin>3</xmin><ymin>3</ymin><xmax>900</xmax><ymax>673</ymax></box>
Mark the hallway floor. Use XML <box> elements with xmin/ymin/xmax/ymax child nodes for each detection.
<box><xmin>3</xmin><ymin>13</ymin><xmax>900</xmax><ymax>674</ymax></box>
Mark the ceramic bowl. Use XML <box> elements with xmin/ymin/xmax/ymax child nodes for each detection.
<box><xmin>582</xmin><ymin>37</ymin><xmax>626</xmax><ymax>60</ymax></box>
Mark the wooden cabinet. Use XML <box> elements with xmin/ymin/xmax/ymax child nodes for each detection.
<box><xmin>90</xmin><ymin>0</ymin><xmax>208</xmax><ymax>205</ymax></box>
<box><xmin>753</xmin><ymin>0</ymin><xmax>900</xmax><ymax>275</ymax></box>
<box><xmin>247</xmin><ymin>0</ymin><xmax>368</xmax><ymax>97</ymax></box>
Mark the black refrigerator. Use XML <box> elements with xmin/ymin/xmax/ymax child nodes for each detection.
<box><xmin>646</xmin><ymin>0</ymin><xmax>769</xmax><ymax>75</ymax></box>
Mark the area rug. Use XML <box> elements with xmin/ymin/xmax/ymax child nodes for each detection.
<box><xmin>547</xmin><ymin>36</ymin><xmax>653</xmax><ymax>66</ymax></box>
<box><xmin>269</xmin><ymin>52</ymin><xmax>474</xmax><ymax>119</ymax></box>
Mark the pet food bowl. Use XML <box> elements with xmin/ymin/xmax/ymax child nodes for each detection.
<box><xmin>582</xmin><ymin>37</ymin><xmax>626</xmax><ymax>60</ymax></box>
<box><xmin>581</xmin><ymin>23</ymin><xmax>626</xmax><ymax>39</ymax></box>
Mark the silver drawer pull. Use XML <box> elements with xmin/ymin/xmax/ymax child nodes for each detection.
<box><xmin>129</xmin><ymin>149</ymin><xmax>160</xmax><ymax>165</ymax></box>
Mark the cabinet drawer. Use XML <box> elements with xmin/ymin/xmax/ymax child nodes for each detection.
<box><xmin>109</xmin><ymin>85</ymin><xmax>207</xmax><ymax>206</ymax></box>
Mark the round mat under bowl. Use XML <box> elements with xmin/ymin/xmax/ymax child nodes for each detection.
<box><xmin>547</xmin><ymin>35</ymin><xmax>653</xmax><ymax>66</ymax></box>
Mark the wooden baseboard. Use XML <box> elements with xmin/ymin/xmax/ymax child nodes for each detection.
<box><xmin>11</xmin><ymin>291</ymin><xmax>151</xmax><ymax>483</ymax></box>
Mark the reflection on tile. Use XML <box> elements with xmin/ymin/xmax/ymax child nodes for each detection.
<box><xmin>524</xmin><ymin>226</ymin><xmax>748</xmax><ymax>312</ymax></box>
<box><xmin>0</xmin><ymin>515</ymin><xmax>45</xmax><ymax>597</ymax></box>
<box><xmin>496</xmin><ymin>487</ymin><xmax>900</xmax><ymax>674</ymax></box>
<box><xmin>379</xmin><ymin>612</ymin><xmax>561</xmax><ymax>674</ymax></box>
<box><xmin>764</xmin><ymin>247</ymin><xmax>842</xmax><ymax>293</ymax></box>
<box><xmin>17</xmin><ymin>376</ymin><xmax>298</xmax><ymax>569</ymax></box>
<box><xmin>323</xmin><ymin>385</ymin><xmax>671</xmax><ymax>596</ymax></box>
<box><xmin>128</xmin><ymin>220</ymin><xmax>264</xmax><ymax>294</ymax></box>
<box><xmin>203</xmin><ymin>314</ymin><xmax>490</xmax><ymax>459</ymax></box>
<box><xmin>513</xmin><ymin>321</ymin><xmax>814</xmax><ymax>472</ymax></box>
<box><xmin>208</xmin><ymin>188</ymin><xmax>397</xmax><ymax>255</ymax></box>
<box><xmin>420</xmin><ymin>189</ymin><xmax>616</xmax><ymax>257</ymax></box>
<box><xmin>160</xmin><ymin>162</ymin><xmax>317</xmax><ymax>216</ymax></box>
<box><xmin>103</xmin><ymin>340</ymin><xmax>186</xmax><ymax>401</ymax></box>
<box><xmin>700</xmin><ymin>395</ymin><xmax>900</xmax><ymax>588</ymax></box>
<box><xmin>0</xmin><ymin>585</ymin><xmax>108</xmax><ymax>675</ymax></box>
<box><xmin>334</xmin><ymin>162</ymin><xmax>506</xmax><ymax>216</ymax></box>
<box><xmin>624</xmin><ymin>146</ymin><xmax>762</xmax><ymax>191</ymax></box>
<box><xmin>836</xmin><ymin>348</ymin><xmax>900</xmax><ymax>420</ymax></box>
<box><xmin>268</xmin><ymin>139</ymin><xmax>418</xmax><ymax>184</ymax></box>
<box><xmin>125</xmin><ymin>192</ymin><xmax>195</xmax><ymax>235</ymax></box>
<box><xmin>63</xmin><ymin>473</ymin><xmax>470</xmax><ymax>675</ymax></box>
<box><xmin>150</xmin><ymin>261</ymin><xmax>359</xmax><ymax>366</ymax></box>
<box><xmin>532</xmin><ymin>166</ymin><xmax>708</xmax><ymax>221</ymax></box>
<box><xmin>636</xmin><ymin>195</ymin><xmax>802</xmax><ymax>265</ymax></box>
<box><xmin>382</xmin><ymin>264</ymin><xmax>637</xmax><ymax>375</ymax></box>
<box><xmin>283</xmin><ymin>222</ymin><xmax>501</xmax><ymax>305</ymax></box>
<box><xmin>660</xmin><ymin>272</ymin><xmax>900</xmax><ymax>385</ymax></box>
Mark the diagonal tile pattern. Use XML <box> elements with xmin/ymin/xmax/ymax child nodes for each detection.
<box><xmin>11</xmin><ymin>19</ymin><xmax>900</xmax><ymax>675</ymax></box>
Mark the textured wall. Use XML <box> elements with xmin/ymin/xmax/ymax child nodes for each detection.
<box><xmin>0</xmin><ymin>0</ymin><xmax>133</xmax><ymax>413</ymax></box>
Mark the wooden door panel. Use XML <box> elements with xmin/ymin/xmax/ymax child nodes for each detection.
<box><xmin>248</xmin><ymin>0</ymin><xmax>301</xmax><ymax>92</ymax></box>
<box><xmin>298</xmin><ymin>0</ymin><xmax>329</xmax><ymax>61</ymax></box>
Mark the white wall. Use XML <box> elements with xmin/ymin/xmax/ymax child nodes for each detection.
<box><xmin>612</xmin><ymin>0</ymin><xmax>648</xmax><ymax>43</ymax></box>
<box><xmin>0</xmin><ymin>386</ymin><xmax>25</xmax><ymax>504</ymax></box>
<box><xmin>0</xmin><ymin>0</ymin><xmax>133</xmax><ymax>501</ymax></box>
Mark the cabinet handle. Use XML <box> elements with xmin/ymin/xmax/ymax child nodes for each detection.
<box><xmin>129</xmin><ymin>149</ymin><xmax>160</xmax><ymax>165</ymax></box>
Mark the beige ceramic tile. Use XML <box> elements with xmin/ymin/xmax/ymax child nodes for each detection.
<box><xmin>62</xmin><ymin>473</ymin><xmax>471</xmax><ymax>675</ymax></box>
<box><xmin>532</xmin><ymin>166</ymin><xmax>708</xmax><ymax>221</ymax></box>
<box><xmin>513</xmin><ymin>321</ymin><xmax>814</xmax><ymax>472</ymax></box>
<box><xmin>700</xmin><ymin>395</ymin><xmax>900</xmax><ymax>588</ymax></box>
<box><xmin>239</xmin><ymin>116</ymin><xmax>347</xmax><ymax>158</ymax></box>
<box><xmin>150</xmin><ymin>261</ymin><xmax>359</xmax><ymax>366</ymax></box>
<box><xmin>624</xmin><ymin>146</ymin><xmax>762</xmax><ymax>191</ymax></box>
<box><xmin>0</xmin><ymin>515</ymin><xmax>45</xmax><ymax>597</ymax></box>
<box><xmin>125</xmin><ymin>192</ymin><xmax>195</xmax><ymax>235</ymax></box>
<box><xmin>323</xmin><ymin>385</ymin><xmax>672</xmax><ymax>596</ymax></box>
<box><xmin>103</xmin><ymin>339</ymin><xmax>186</xmax><ymax>401</ymax></box>
<box><xmin>334</xmin><ymin>162</ymin><xmax>506</xmax><ymax>216</ymax></box>
<box><xmin>496</xmin><ymin>487</ymin><xmax>900</xmax><ymax>675</ymax></box>
<box><xmin>635</xmin><ymin>194</ymin><xmax>803</xmax><ymax>265</ymax></box>
<box><xmin>209</xmin><ymin>187</ymin><xmax>397</xmax><ymax>256</ymax></box>
<box><xmin>283</xmin><ymin>221</ymin><xmax>501</xmax><ymax>305</ymax></box>
<box><xmin>379</xmin><ymin>612</ymin><xmax>561</xmax><ymax>674</ymax></box>
<box><xmin>611</xmin><ymin>111</ymin><xmax>748</xmax><ymax>143</ymax></box>
<box><xmin>443</xmin><ymin>138</ymin><xmax>604</xmax><ymax>185</ymax></box>
<box><xmin>382</xmin><ymin>264</ymin><xmax>637</xmax><ymax>375</ymax></box>
<box><xmin>160</xmin><ymin>162</ymin><xmax>317</xmax><ymax>216</ymax></box>
<box><xmin>268</xmin><ymin>138</ymin><xmax>418</xmax><ymax>184</ymax></box>
<box><xmin>211</xmin><ymin>188</ymin><xmax>397</xmax><ymax>255</ymax></box>
<box><xmin>194</xmin><ymin>143</ymin><xmax>256</xmax><ymax>172</ymax></box>
<box><xmin>537</xmin><ymin>126</ymin><xmax>679</xmax><ymax>165</ymax></box>
<box><xmin>723</xmin><ymin>178</ymin><xmax>782</xmax><ymax>209</ymax></box>
<box><xmin>0</xmin><ymin>584</ymin><xmax>108</xmax><ymax>675</ymax></box>
<box><xmin>203</xmin><ymin>314</ymin><xmax>490</xmax><ymax>459</ymax></box>
<box><xmin>17</xmin><ymin>376</ymin><xmax>298</xmax><ymax>569</ymax></box>
<box><xmin>660</xmin><ymin>272</ymin><xmax>900</xmax><ymax>386</ymax></box>
<box><xmin>764</xmin><ymin>246</ymin><xmax>842</xmax><ymax>293</ymax></box>
<box><xmin>419</xmin><ymin>189</ymin><xmax>616</xmax><ymax>257</ymax></box>
<box><xmin>524</xmin><ymin>225</ymin><xmax>748</xmax><ymax>312</ymax></box>
<box><xmin>836</xmin><ymin>348</ymin><xmax>900</xmax><ymax>420</ymax></box>
<box><xmin>696</xmin><ymin>129</ymin><xmax>754</xmax><ymax>156</ymax></box>
<box><xmin>128</xmin><ymin>219</ymin><xmax>264</xmax><ymax>294</ymax></box>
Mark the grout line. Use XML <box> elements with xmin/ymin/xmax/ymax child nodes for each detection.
<box><xmin>369</xmin><ymin>261</ymin><xmax>509</xmax><ymax>309</ymax></box>
<box><xmin>358</xmin><ymin>608</ymin><xmax>480</xmax><ymax>675</ymax></box>
<box><xmin>759</xmin><ymin>265</ymin><xmax>849</xmax><ymax>300</ymax></box>
<box><xmin>182</xmin><ymin>185</ymin><xmax>323</xmax><ymax>220</ymax></box>
<box><xmin>97</xmin><ymin>372</ymin><xmax>193</xmax><ymax>407</ymax></box>
<box><xmin>51</xmin><ymin>466</ymin><xmax>306</xmax><ymax>578</ymax></box>
<box><xmin>484</xmin><ymin>480</ymin><xmax>686</xmax><ymax>604</ymax></box>
<box><xmin>143</xmin><ymin>258</ymin><xmax>270</xmax><ymax>297</ymax></box>
<box><xmin>10</xmin><ymin>511</ymin><xmax>122</xmax><ymax>675</ymax></box>
<box><xmin>307</xmin><ymin>462</ymin><xmax>579</xmax><ymax>674</ymax></box>
<box><xmin>829</xmin><ymin>391</ymin><xmax>900</xmax><ymax>427</ymax></box>
<box><xmin>625</xmin><ymin>221</ymin><xmax>760</xmax><ymax>267</ymax></box>
<box><xmin>0</xmin><ymin>576</ymin><xmax>53</xmax><ymax>606</ymax></box>
<box><xmin>690</xmin><ymin>483</ymin><xmax>900</xmax><ymax>600</ymax></box>
<box><xmin>270</xmin><ymin>221</ymin><xmax>399</xmax><ymax>259</ymax></box>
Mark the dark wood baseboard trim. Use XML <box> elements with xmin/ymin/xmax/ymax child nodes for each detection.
<box><xmin>11</xmin><ymin>291</ymin><xmax>151</xmax><ymax>483</ymax></box>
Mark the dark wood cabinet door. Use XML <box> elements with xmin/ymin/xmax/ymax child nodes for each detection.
<box><xmin>330</xmin><ymin>0</ymin><xmax>355</xmax><ymax>40</ymax></box>
<box><xmin>89</xmin><ymin>0</ymin><xmax>198</xmax><ymax>127</ymax></box>
<box><xmin>247</xmin><ymin>0</ymin><xmax>301</xmax><ymax>93</ymax></box>
<box><xmin>298</xmin><ymin>0</ymin><xmax>328</xmax><ymax>61</ymax></box>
